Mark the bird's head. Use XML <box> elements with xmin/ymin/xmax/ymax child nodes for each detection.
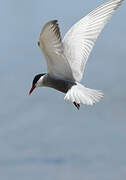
<box><xmin>29</xmin><ymin>73</ymin><xmax>46</xmax><ymax>95</ymax></box>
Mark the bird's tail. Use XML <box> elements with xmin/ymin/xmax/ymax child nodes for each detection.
<box><xmin>64</xmin><ymin>82</ymin><xmax>104</xmax><ymax>108</ymax></box>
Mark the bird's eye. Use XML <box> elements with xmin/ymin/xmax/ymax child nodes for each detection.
<box><xmin>38</xmin><ymin>41</ymin><xmax>40</xmax><ymax>46</ymax></box>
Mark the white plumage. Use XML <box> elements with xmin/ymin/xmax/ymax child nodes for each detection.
<box><xmin>30</xmin><ymin>0</ymin><xmax>123</xmax><ymax>109</ymax></box>
<box><xmin>63</xmin><ymin>0</ymin><xmax>123</xmax><ymax>81</ymax></box>
<box><xmin>64</xmin><ymin>83</ymin><xmax>103</xmax><ymax>106</ymax></box>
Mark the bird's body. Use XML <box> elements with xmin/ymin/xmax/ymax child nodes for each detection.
<box><xmin>29</xmin><ymin>0</ymin><xmax>124</xmax><ymax>109</ymax></box>
<box><xmin>40</xmin><ymin>74</ymin><xmax>76</xmax><ymax>94</ymax></box>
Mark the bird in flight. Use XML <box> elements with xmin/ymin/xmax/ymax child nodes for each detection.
<box><xmin>29</xmin><ymin>0</ymin><xmax>124</xmax><ymax>110</ymax></box>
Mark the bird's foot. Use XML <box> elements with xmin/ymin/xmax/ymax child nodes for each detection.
<box><xmin>73</xmin><ymin>101</ymin><xmax>80</xmax><ymax>110</ymax></box>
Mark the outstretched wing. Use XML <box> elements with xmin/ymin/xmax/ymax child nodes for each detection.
<box><xmin>38</xmin><ymin>20</ymin><xmax>74</xmax><ymax>80</ymax></box>
<box><xmin>63</xmin><ymin>0</ymin><xmax>123</xmax><ymax>82</ymax></box>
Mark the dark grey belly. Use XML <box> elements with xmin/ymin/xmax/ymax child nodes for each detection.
<box><xmin>43</xmin><ymin>75</ymin><xmax>76</xmax><ymax>93</ymax></box>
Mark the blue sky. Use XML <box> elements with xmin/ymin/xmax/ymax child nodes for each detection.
<box><xmin>0</xmin><ymin>0</ymin><xmax>126</xmax><ymax>179</ymax></box>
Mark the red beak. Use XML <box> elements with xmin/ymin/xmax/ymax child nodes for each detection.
<box><xmin>29</xmin><ymin>86</ymin><xmax>35</xmax><ymax>95</ymax></box>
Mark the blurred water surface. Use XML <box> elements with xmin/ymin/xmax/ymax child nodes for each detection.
<box><xmin>0</xmin><ymin>0</ymin><xmax>126</xmax><ymax>179</ymax></box>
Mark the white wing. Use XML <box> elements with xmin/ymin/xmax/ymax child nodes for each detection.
<box><xmin>38</xmin><ymin>20</ymin><xmax>74</xmax><ymax>80</ymax></box>
<box><xmin>63</xmin><ymin>0</ymin><xmax>123</xmax><ymax>82</ymax></box>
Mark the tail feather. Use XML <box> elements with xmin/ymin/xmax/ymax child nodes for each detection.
<box><xmin>64</xmin><ymin>83</ymin><xmax>104</xmax><ymax>106</ymax></box>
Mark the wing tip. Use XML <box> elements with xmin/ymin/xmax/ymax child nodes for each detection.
<box><xmin>114</xmin><ymin>0</ymin><xmax>124</xmax><ymax>10</ymax></box>
<box><xmin>40</xmin><ymin>19</ymin><xmax>58</xmax><ymax>34</ymax></box>
<box><xmin>40</xmin><ymin>19</ymin><xmax>62</xmax><ymax>41</ymax></box>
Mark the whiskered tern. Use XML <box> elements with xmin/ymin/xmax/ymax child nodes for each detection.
<box><xmin>29</xmin><ymin>0</ymin><xmax>123</xmax><ymax>109</ymax></box>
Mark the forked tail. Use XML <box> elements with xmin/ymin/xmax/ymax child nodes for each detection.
<box><xmin>64</xmin><ymin>82</ymin><xmax>104</xmax><ymax>109</ymax></box>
